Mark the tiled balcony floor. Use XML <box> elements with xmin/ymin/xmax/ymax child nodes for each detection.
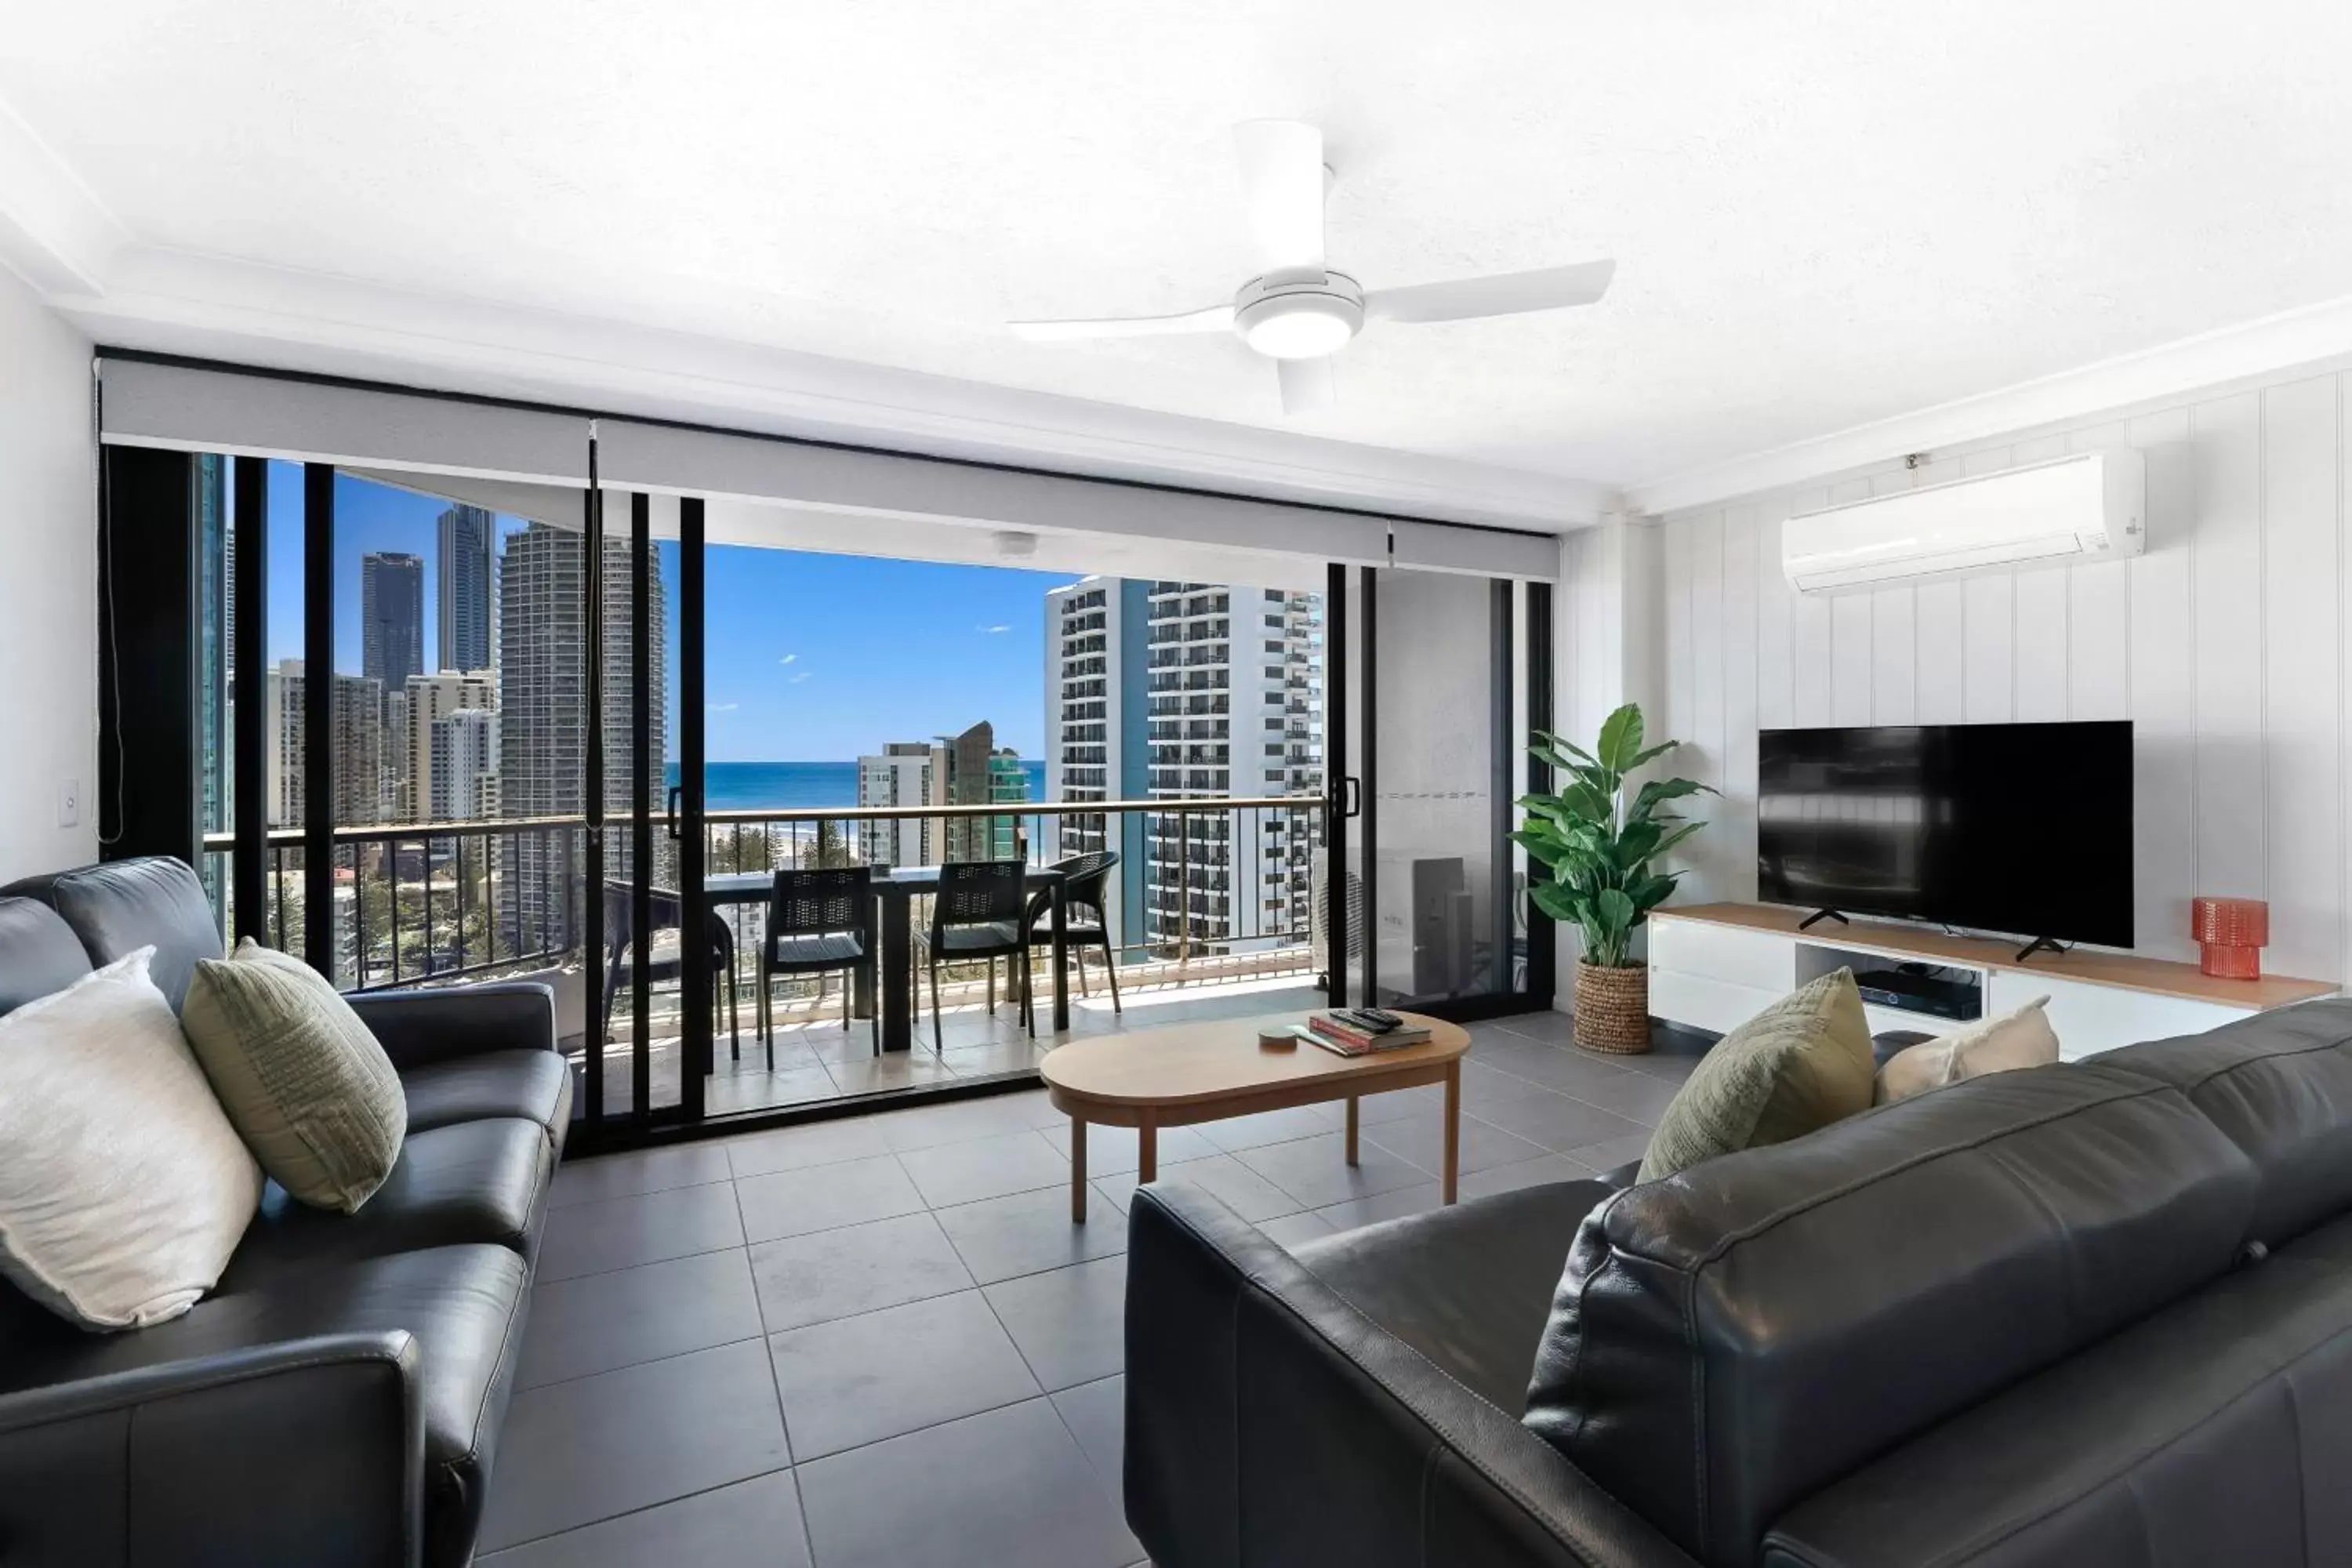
<box><xmin>581</xmin><ymin>968</ymin><xmax>1334</xmax><ymax>1120</ymax></box>
<box><xmin>484</xmin><ymin>1014</ymin><xmax>1711</xmax><ymax>1566</ymax></box>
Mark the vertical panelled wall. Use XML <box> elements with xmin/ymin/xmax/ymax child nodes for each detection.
<box><xmin>1646</xmin><ymin>367</ymin><xmax>2352</xmax><ymax>982</ymax></box>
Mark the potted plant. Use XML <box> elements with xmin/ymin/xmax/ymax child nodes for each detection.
<box><xmin>1515</xmin><ymin>703</ymin><xmax>1711</xmax><ymax>1054</ymax></box>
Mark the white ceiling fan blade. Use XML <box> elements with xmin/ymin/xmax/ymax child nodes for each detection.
<box><xmin>1276</xmin><ymin>355</ymin><xmax>1335</xmax><ymax>416</ymax></box>
<box><xmin>1365</xmin><ymin>259</ymin><xmax>1616</xmax><ymax>324</ymax></box>
<box><xmin>1232</xmin><ymin>120</ymin><xmax>1326</xmax><ymax>283</ymax></box>
<box><xmin>1009</xmin><ymin>303</ymin><xmax>1235</xmax><ymax>342</ymax></box>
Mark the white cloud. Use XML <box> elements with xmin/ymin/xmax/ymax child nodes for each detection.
<box><xmin>789</xmin><ymin>672</ymin><xmax>812</xmax><ymax>684</ymax></box>
<box><xmin>978</xmin><ymin>623</ymin><xmax>1011</xmax><ymax>634</ymax></box>
<box><xmin>707</xmin><ymin>701</ymin><xmax>739</xmax><ymax>712</ymax></box>
<box><xmin>779</xmin><ymin>652</ymin><xmax>797</xmax><ymax>665</ymax></box>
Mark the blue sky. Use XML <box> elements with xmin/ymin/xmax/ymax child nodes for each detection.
<box><xmin>258</xmin><ymin>462</ymin><xmax>1059</xmax><ymax>760</ymax></box>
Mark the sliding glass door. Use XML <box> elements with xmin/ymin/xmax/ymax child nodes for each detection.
<box><xmin>1329</xmin><ymin>562</ymin><xmax>1551</xmax><ymax>1018</ymax></box>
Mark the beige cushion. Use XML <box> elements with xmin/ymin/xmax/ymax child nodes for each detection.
<box><xmin>0</xmin><ymin>947</ymin><xmax>262</xmax><ymax>1329</ymax></box>
<box><xmin>1875</xmin><ymin>995</ymin><xmax>2061</xmax><ymax>1105</ymax></box>
<box><xmin>181</xmin><ymin>938</ymin><xmax>407</xmax><ymax>1213</ymax></box>
<box><xmin>1639</xmin><ymin>968</ymin><xmax>1875</xmax><ymax>1182</ymax></box>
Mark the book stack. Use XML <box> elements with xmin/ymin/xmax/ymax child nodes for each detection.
<box><xmin>1303</xmin><ymin>1010</ymin><xmax>1432</xmax><ymax>1056</ymax></box>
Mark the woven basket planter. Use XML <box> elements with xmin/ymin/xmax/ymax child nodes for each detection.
<box><xmin>1575</xmin><ymin>961</ymin><xmax>1652</xmax><ymax>1054</ymax></box>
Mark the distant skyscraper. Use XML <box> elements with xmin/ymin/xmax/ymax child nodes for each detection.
<box><xmin>401</xmin><ymin>670</ymin><xmax>496</xmax><ymax>821</ymax></box>
<box><xmin>437</xmin><ymin>505</ymin><xmax>494</xmax><ymax>673</ymax></box>
<box><xmin>941</xmin><ymin>720</ymin><xmax>1000</xmax><ymax>862</ymax></box>
<box><xmin>857</xmin><ymin>742</ymin><xmax>943</xmax><ymax>869</ymax></box>
<box><xmin>265</xmin><ymin>659</ymin><xmax>384</xmax><ymax>828</ymax></box>
<box><xmin>986</xmin><ymin>749</ymin><xmax>1029</xmax><ymax>860</ymax></box>
<box><xmin>1044</xmin><ymin>578</ymin><xmax>1322</xmax><ymax>954</ymax></box>
<box><xmin>497</xmin><ymin>524</ymin><xmax>663</xmax><ymax>949</ymax></box>
<box><xmin>361</xmin><ymin>552</ymin><xmax>425</xmax><ymax>692</ymax></box>
<box><xmin>430</xmin><ymin>710</ymin><xmax>501</xmax><ymax>821</ymax></box>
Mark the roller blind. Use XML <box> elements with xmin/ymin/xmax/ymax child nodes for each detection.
<box><xmin>597</xmin><ymin>419</ymin><xmax>1558</xmax><ymax>581</ymax></box>
<box><xmin>97</xmin><ymin>358</ymin><xmax>593</xmax><ymax>485</ymax></box>
<box><xmin>95</xmin><ymin>358</ymin><xmax>1559</xmax><ymax>579</ymax></box>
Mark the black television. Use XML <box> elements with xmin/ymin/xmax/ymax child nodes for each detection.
<box><xmin>1756</xmin><ymin>720</ymin><xmax>2132</xmax><ymax>949</ymax></box>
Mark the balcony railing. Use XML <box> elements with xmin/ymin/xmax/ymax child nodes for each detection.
<box><xmin>202</xmin><ymin>792</ymin><xmax>1330</xmax><ymax>1017</ymax></box>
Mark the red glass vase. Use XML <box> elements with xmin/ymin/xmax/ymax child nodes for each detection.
<box><xmin>2190</xmin><ymin>897</ymin><xmax>2269</xmax><ymax>980</ymax></box>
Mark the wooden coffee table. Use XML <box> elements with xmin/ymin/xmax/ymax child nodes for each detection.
<box><xmin>1039</xmin><ymin>1011</ymin><xmax>1472</xmax><ymax>1223</ymax></box>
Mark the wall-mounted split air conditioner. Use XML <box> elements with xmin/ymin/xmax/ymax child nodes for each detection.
<box><xmin>1781</xmin><ymin>448</ymin><xmax>2145</xmax><ymax>594</ymax></box>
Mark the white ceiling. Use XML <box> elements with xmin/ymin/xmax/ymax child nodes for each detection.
<box><xmin>8</xmin><ymin>1</ymin><xmax>2352</xmax><ymax>521</ymax></box>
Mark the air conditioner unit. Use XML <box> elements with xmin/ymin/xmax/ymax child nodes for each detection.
<box><xmin>1782</xmin><ymin>448</ymin><xmax>2144</xmax><ymax>594</ymax></box>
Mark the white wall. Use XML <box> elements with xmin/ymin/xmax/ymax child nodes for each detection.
<box><xmin>0</xmin><ymin>270</ymin><xmax>96</xmax><ymax>880</ymax></box>
<box><xmin>1643</xmin><ymin>359</ymin><xmax>2352</xmax><ymax>984</ymax></box>
<box><xmin>1551</xmin><ymin>521</ymin><xmax>1665</xmax><ymax>1002</ymax></box>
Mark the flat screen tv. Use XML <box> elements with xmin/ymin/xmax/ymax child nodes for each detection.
<box><xmin>1757</xmin><ymin>720</ymin><xmax>2132</xmax><ymax>949</ymax></box>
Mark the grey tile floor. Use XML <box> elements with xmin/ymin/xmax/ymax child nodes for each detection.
<box><xmin>481</xmin><ymin>1011</ymin><xmax>1710</xmax><ymax>1566</ymax></box>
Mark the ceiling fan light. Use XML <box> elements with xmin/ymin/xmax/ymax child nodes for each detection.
<box><xmin>1243</xmin><ymin>303</ymin><xmax>1354</xmax><ymax>359</ymax></box>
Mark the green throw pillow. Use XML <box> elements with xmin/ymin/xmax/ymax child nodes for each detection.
<box><xmin>180</xmin><ymin>939</ymin><xmax>406</xmax><ymax>1212</ymax></box>
<box><xmin>1638</xmin><ymin>968</ymin><xmax>1875</xmax><ymax>1182</ymax></box>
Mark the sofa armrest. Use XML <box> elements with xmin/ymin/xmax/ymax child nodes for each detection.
<box><xmin>1126</xmin><ymin>1183</ymin><xmax>1699</xmax><ymax>1568</ymax></box>
<box><xmin>349</xmin><ymin>981</ymin><xmax>557</xmax><ymax>1073</ymax></box>
<box><xmin>0</xmin><ymin>1332</ymin><xmax>423</xmax><ymax>1568</ymax></box>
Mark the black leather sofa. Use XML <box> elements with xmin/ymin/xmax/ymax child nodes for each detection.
<box><xmin>0</xmin><ymin>857</ymin><xmax>572</xmax><ymax>1568</ymax></box>
<box><xmin>1127</xmin><ymin>996</ymin><xmax>2352</xmax><ymax>1567</ymax></box>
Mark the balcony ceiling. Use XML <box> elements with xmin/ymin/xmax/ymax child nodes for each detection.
<box><xmin>7</xmin><ymin>2</ymin><xmax>2352</xmax><ymax>520</ymax></box>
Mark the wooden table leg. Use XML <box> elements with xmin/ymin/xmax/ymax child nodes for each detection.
<box><xmin>1069</xmin><ymin>1117</ymin><xmax>1087</xmax><ymax>1224</ymax></box>
<box><xmin>1138</xmin><ymin>1112</ymin><xmax>1157</xmax><ymax>1185</ymax></box>
<box><xmin>1345</xmin><ymin>1095</ymin><xmax>1360</xmax><ymax>1166</ymax></box>
<box><xmin>1442</xmin><ymin>1061</ymin><xmax>1461</xmax><ymax>1204</ymax></box>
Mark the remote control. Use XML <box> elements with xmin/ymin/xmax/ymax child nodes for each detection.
<box><xmin>1357</xmin><ymin>1007</ymin><xmax>1405</xmax><ymax>1029</ymax></box>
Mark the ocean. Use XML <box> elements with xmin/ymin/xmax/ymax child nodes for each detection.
<box><xmin>666</xmin><ymin>760</ymin><xmax>1050</xmax><ymax>811</ymax></box>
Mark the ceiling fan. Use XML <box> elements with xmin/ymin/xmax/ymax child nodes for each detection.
<box><xmin>1009</xmin><ymin>120</ymin><xmax>1616</xmax><ymax>415</ymax></box>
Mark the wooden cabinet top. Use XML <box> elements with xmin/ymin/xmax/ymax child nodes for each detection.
<box><xmin>1653</xmin><ymin>902</ymin><xmax>2337</xmax><ymax>1011</ymax></box>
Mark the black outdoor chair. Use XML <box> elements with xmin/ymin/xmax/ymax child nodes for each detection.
<box><xmin>1025</xmin><ymin>849</ymin><xmax>1121</xmax><ymax>1014</ymax></box>
<box><xmin>758</xmin><ymin>866</ymin><xmax>878</xmax><ymax>1065</ymax></box>
<box><xmin>912</xmin><ymin>859</ymin><xmax>1033</xmax><ymax>1053</ymax></box>
<box><xmin>599</xmin><ymin>880</ymin><xmax>740</xmax><ymax>1064</ymax></box>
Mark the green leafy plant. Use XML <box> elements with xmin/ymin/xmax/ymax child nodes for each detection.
<box><xmin>1515</xmin><ymin>702</ymin><xmax>1711</xmax><ymax>970</ymax></box>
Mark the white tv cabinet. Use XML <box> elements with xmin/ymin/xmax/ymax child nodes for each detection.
<box><xmin>1648</xmin><ymin>904</ymin><xmax>2337</xmax><ymax>1061</ymax></box>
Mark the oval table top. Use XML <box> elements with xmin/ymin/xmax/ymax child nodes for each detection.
<box><xmin>1040</xmin><ymin>1010</ymin><xmax>1468</xmax><ymax>1111</ymax></box>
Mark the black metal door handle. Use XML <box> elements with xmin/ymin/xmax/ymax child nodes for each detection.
<box><xmin>1341</xmin><ymin>776</ymin><xmax>1363</xmax><ymax>818</ymax></box>
<box><xmin>666</xmin><ymin>785</ymin><xmax>682</xmax><ymax>840</ymax></box>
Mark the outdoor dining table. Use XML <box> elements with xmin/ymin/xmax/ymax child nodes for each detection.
<box><xmin>704</xmin><ymin>864</ymin><xmax>1069</xmax><ymax>1053</ymax></box>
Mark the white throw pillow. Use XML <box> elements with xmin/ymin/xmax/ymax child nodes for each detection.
<box><xmin>1875</xmin><ymin>995</ymin><xmax>2062</xmax><ymax>1105</ymax></box>
<box><xmin>0</xmin><ymin>947</ymin><xmax>261</xmax><ymax>1329</ymax></box>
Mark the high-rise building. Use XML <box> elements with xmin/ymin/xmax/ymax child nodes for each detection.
<box><xmin>941</xmin><ymin>720</ymin><xmax>1000</xmax><ymax>862</ymax></box>
<box><xmin>497</xmin><ymin>524</ymin><xmax>663</xmax><ymax>949</ymax></box>
<box><xmin>437</xmin><ymin>505</ymin><xmax>494</xmax><ymax>673</ymax></box>
<box><xmin>265</xmin><ymin>659</ymin><xmax>385</xmax><ymax>828</ymax></box>
<box><xmin>986</xmin><ymin>749</ymin><xmax>1029</xmax><ymax>860</ymax></box>
<box><xmin>430</xmin><ymin>710</ymin><xmax>501</xmax><ymax>821</ymax></box>
<box><xmin>1043</xmin><ymin>577</ymin><xmax>1322</xmax><ymax>956</ymax></box>
<box><xmin>402</xmin><ymin>670</ymin><xmax>496</xmax><ymax>820</ymax></box>
<box><xmin>361</xmin><ymin>551</ymin><xmax>425</xmax><ymax>694</ymax></box>
<box><xmin>857</xmin><ymin>742</ymin><xmax>942</xmax><ymax>869</ymax></box>
<box><xmin>382</xmin><ymin>688</ymin><xmax>408</xmax><ymax>821</ymax></box>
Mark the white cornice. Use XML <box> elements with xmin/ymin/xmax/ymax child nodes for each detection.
<box><xmin>0</xmin><ymin>98</ymin><xmax>125</xmax><ymax>293</ymax></box>
<box><xmin>44</xmin><ymin>245</ymin><xmax>1610</xmax><ymax>532</ymax></box>
<box><xmin>1628</xmin><ymin>292</ymin><xmax>2352</xmax><ymax>515</ymax></box>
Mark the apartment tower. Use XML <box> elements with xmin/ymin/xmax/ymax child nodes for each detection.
<box><xmin>437</xmin><ymin>503</ymin><xmax>495</xmax><ymax>673</ymax></box>
<box><xmin>496</xmin><ymin>523</ymin><xmax>665</xmax><ymax>950</ymax></box>
<box><xmin>1043</xmin><ymin>578</ymin><xmax>1322</xmax><ymax>956</ymax></box>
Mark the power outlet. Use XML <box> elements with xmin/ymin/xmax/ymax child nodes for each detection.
<box><xmin>57</xmin><ymin>777</ymin><xmax>80</xmax><ymax>829</ymax></box>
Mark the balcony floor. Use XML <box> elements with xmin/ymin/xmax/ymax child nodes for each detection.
<box><xmin>575</xmin><ymin>965</ymin><xmax>1330</xmax><ymax>1120</ymax></box>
